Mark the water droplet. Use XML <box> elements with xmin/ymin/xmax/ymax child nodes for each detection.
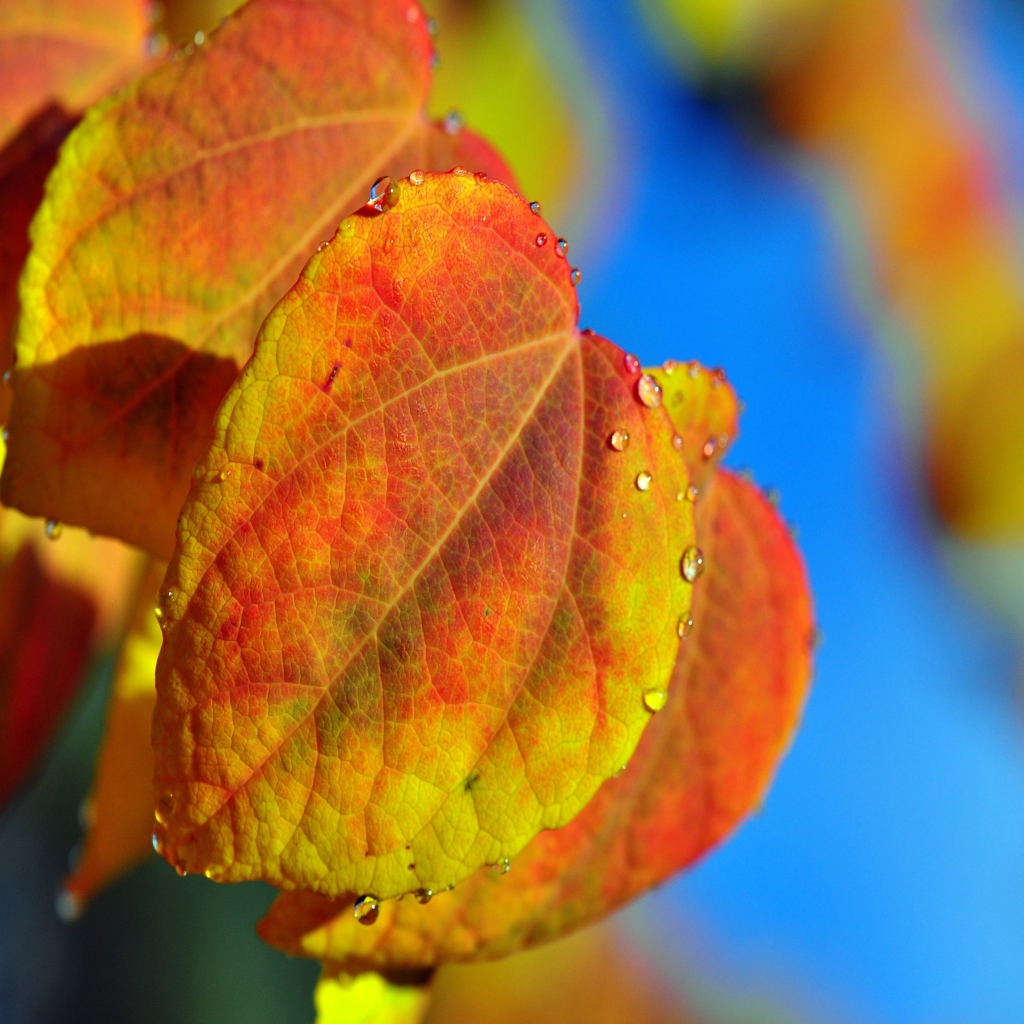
<box><xmin>570</xmin><ymin>267</ymin><xmax>581</xmax><ymax>286</ymax></box>
<box><xmin>555</xmin><ymin>238</ymin><xmax>569</xmax><ymax>258</ymax></box>
<box><xmin>494</xmin><ymin>857</ymin><xmax>511</xmax><ymax>874</ymax></box>
<box><xmin>431</xmin><ymin>51</ymin><xmax>441</xmax><ymax>70</ymax></box>
<box><xmin>217</xmin><ymin>467</ymin><xmax>231</xmax><ymax>482</ymax></box>
<box><xmin>55</xmin><ymin>888</ymin><xmax>81</xmax><ymax>923</ymax></box>
<box><xmin>637</xmin><ymin>374</ymin><xmax>662</xmax><ymax>409</ymax></box>
<box><xmin>1</xmin><ymin>427</ymin><xmax>8</xmax><ymax>443</ymax></box>
<box><xmin>45</xmin><ymin>519</ymin><xmax>62</xmax><ymax>540</ymax></box>
<box><xmin>316</xmin><ymin>240</ymin><xmax>330</xmax><ymax>252</ymax></box>
<box><xmin>675</xmin><ymin>491</ymin><xmax>684</xmax><ymax>502</ymax></box>
<box><xmin>681</xmin><ymin>545</ymin><xmax>705</xmax><ymax>582</ymax></box>
<box><xmin>677</xmin><ymin>615</ymin><xmax>694</xmax><ymax>638</ymax></box>
<box><xmin>147</xmin><ymin>32</ymin><xmax>168</xmax><ymax>56</ymax></box>
<box><xmin>767</xmin><ymin>487</ymin><xmax>781</xmax><ymax>507</ymax></box>
<box><xmin>643</xmin><ymin>688</ymin><xmax>668</xmax><ymax>712</ymax></box>
<box><xmin>409</xmin><ymin>169</ymin><xmax>425</xmax><ymax>186</ymax></box>
<box><xmin>443</xmin><ymin>110</ymin><xmax>464</xmax><ymax>135</ymax></box>
<box><xmin>623</xmin><ymin>353</ymin><xmax>640</xmax><ymax>375</ymax></box>
<box><xmin>427</xmin><ymin>15</ymin><xmax>439</xmax><ymax>36</ymax></box>
<box><xmin>535</xmin><ymin>233</ymin><xmax>548</xmax><ymax>247</ymax></box>
<box><xmin>671</xmin><ymin>434</ymin><xmax>684</xmax><ymax>452</ymax></box>
<box><xmin>529</xmin><ymin>201</ymin><xmax>542</xmax><ymax>215</ymax></box>
<box><xmin>635</xmin><ymin>471</ymin><xmax>652</xmax><ymax>491</ymax></box>
<box><xmin>687</xmin><ymin>362</ymin><xmax>700</xmax><ymax>379</ymax></box>
<box><xmin>204</xmin><ymin>867</ymin><xmax>221</xmax><ymax>880</ymax></box>
<box><xmin>711</xmin><ymin>367</ymin><xmax>726</xmax><ymax>387</ymax></box>
<box><xmin>613</xmin><ymin>764</ymin><xmax>628</xmax><ymax>778</ymax></box>
<box><xmin>368</xmin><ymin>176</ymin><xmax>399</xmax><ymax>212</ymax></box>
<box><xmin>414</xmin><ymin>888</ymin><xmax>433</xmax><ymax>904</ymax></box>
<box><xmin>452</xmin><ymin>166</ymin><xmax>468</xmax><ymax>176</ymax></box>
<box><xmin>154</xmin><ymin>605</ymin><xmax>165</xmax><ymax>625</ymax></box>
<box><xmin>354</xmin><ymin>895</ymin><xmax>380</xmax><ymax>925</ymax></box>
<box><xmin>151</xmin><ymin>833</ymin><xmax>161</xmax><ymax>853</ymax></box>
<box><xmin>702</xmin><ymin>437</ymin><xmax>717</xmax><ymax>459</ymax></box>
<box><xmin>2</xmin><ymin>369</ymin><xmax>10</xmax><ymax>385</ymax></box>
<box><xmin>608</xmin><ymin>429</ymin><xmax>630</xmax><ymax>452</ymax></box>
<box><xmin>686</xmin><ymin>484</ymin><xmax>699</xmax><ymax>502</ymax></box>
<box><xmin>663</xmin><ymin>359</ymin><xmax>677</xmax><ymax>374</ymax></box>
<box><xmin>155</xmin><ymin>791</ymin><xmax>174</xmax><ymax>824</ymax></box>
<box><xmin>193</xmin><ymin>29</ymin><xmax>204</xmax><ymax>44</ymax></box>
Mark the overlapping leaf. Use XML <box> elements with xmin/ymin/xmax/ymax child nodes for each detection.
<box><xmin>0</xmin><ymin>541</ymin><xmax>94</xmax><ymax>809</ymax></box>
<box><xmin>0</xmin><ymin>105</ymin><xmax>79</xmax><ymax>404</ymax></box>
<box><xmin>152</xmin><ymin>173</ymin><xmax>695</xmax><ymax>902</ymax></box>
<box><xmin>0</xmin><ymin>0</ymin><xmax>147</xmax><ymax>149</ymax></box>
<box><xmin>257</xmin><ymin>465</ymin><xmax>812</xmax><ymax>970</ymax></box>
<box><xmin>62</xmin><ymin>559</ymin><xmax>165</xmax><ymax>914</ymax></box>
<box><xmin>0</xmin><ymin>431</ymin><xmax>143</xmax><ymax>812</ymax></box>
<box><xmin>3</xmin><ymin>0</ymin><xmax>515</xmax><ymax>558</ymax></box>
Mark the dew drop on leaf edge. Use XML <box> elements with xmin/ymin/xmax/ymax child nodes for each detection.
<box><xmin>354</xmin><ymin>895</ymin><xmax>380</xmax><ymax>925</ymax></box>
<box><xmin>677</xmin><ymin>615</ymin><xmax>694</xmax><ymax>638</ymax></box>
<box><xmin>637</xmin><ymin>374</ymin><xmax>662</xmax><ymax>409</ymax></box>
<box><xmin>635</xmin><ymin>471</ymin><xmax>652</xmax><ymax>492</ymax></box>
<box><xmin>45</xmin><ymin>519</ymin><xmax>62</xmax><ymax>540</ymax></box>
<box><xmin>643</xmin><ymin>688</ymin><xmax>668</xmax><ymax>713</ymax></box>
<box><xmin>681</xmin><ymin>545</ymin><xmax>705</xmax><ymax>583</ymax></box>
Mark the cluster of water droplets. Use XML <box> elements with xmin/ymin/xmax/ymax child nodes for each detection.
<box><xmin>606</xmin><ymin>352</ymin><xmax>709</xmax><ymax>714</ymax></box>
<box><xmin>529</xmin><ymin>203</ymin><xmax>581</xmax><ymax>286</ymax></box>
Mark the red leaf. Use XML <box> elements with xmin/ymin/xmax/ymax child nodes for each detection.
<box><xmin>257</xmin><ymin>468</ymin><xmax>813</xmax><ymax>969</ymax></box>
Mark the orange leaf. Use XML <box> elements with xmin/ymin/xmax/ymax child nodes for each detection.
<box><xmin>646</xmin><ymin>359</ymin><xmax>739</xmax><ymax>492</ymax></box>
<box><xmin>61</xmin><ymin>559</ymin><xmax>165</xmax><ymax>916</ymax></box>
<box><xmin>256</xmin><ymin>467</ymin><xmax>812</xmax><ymax>969</ymax></box>
<box><xmin>0</xmin><ymin>541</ymin><xmax>95</xmax><ymax>808</ymax></box>
<box><xmin>3</xmin><ymin>0</ymin><xmax>516</xmax><ymax>558</ymax></box>
<box><xmin>0</xmin><ymin>105</ymin><xmax>79</xmax><ymax>413</ymax></box>
<box><xmin>0</xmin><ymin>0</ymin><xmax>147</xmax><ymax>149</ymax></box>
<box><xmin>152</xmin><ymin>173</ymin><xmax>695</xmax><ymax>901</ymax></box>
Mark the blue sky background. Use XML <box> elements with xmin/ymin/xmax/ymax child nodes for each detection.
<box><xmin>558</xmin><ymin>1</ymin><xmax>1024</xmax><ymax>1022</ymax></box>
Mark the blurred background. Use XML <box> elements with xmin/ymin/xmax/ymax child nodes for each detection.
<box><xmin>4</xmin><ymin>0</ymin><xmax>1024</xmax><ymax>1021</ymax></box>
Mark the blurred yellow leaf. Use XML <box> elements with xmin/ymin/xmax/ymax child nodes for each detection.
<box><xmin>315</xmin><ymin>971</ymin><xmax>431</xmax><ymax>1024</ymax></box>
<box><xmin>62</xmin><ymin>559</ymin><xmax>165</xmax><ymax>914</ymax></box>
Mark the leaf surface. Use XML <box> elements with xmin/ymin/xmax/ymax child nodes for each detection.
<box><xmin>0</xmin><ymin>0</ymin><xmax>147</xmax><ymax>148</ymax></box>
<box><xmin>257</xmin><ymin>467</ymin><xmax>812</xmax><ymax>968</ymax></box>
<box><xmin>0</xmin><ymin>105</ymin><xmax>79</xmax><ymax>414</ymax></box>
<box><xmin>3</xmin><ymin>0</ymin><xmax>515</xmax><ymax>558</ymax></box>
<box><xmin>315</xmin><ymin>971</ymin><xmax>431</xmax><ymax>1024</ymax></box>
<box><xmin>646</xmin><ymin>359</ymin><xmax>739</xmax><ymax>492</ymax></box>
<box><xmin>0</xmin><ymin>541</ymin><xmax>95</xmax><ymax>808</ymax></box>
<box><xmin>152</xmin><ymin>173</ymin><xmax>695</xmax><ymax>900</ymax></box>
<box><xmin>62</xmin><ymin>559</ymin><xmax>165</xmax><ymax>913</ymax></box>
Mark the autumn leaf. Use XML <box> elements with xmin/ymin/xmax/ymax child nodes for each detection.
<box><xmin>315</xmin><ymin>970</ymin><xmax>432</xmax><ymax>1024</ymax></box>
<box><xmin>61</xmin><ymin>559</ymin><xmax>165</xmax><ymax>916</ymax></box>
<box><xmin>0</xmin><ymin>104</ymin><xmax>79</xmax><ymax>414</ymax></box>
<box><xmin>3</xmin><ymin>0</ymin><xmax>516</xmax><ymax>559</ymax></box>
<box><xmin>0</xmin><ymin>541</ymin><xmax>95</xmax><ymax>809</ymax></box>
<box><xmin>151</xmin><ymin>172</ymin><xmax>695</xmax><ymax>902</ymax></box>
<box><xmin>423</xmin><ymin>923</ymin><xmax>700</xmax><ymax>1024</ymax></box>
<box><xmin>0</xmin><ymin>0</ymin><xmax>147</xmax><ymax>149</ymax></box>
<box><xmin>256</xmin><ymin>465</ymin><xmax>812</xmax><ymax>970</ymax></box>
<box><xmin>765</xmin><ymin>0</ymin><xmax>1024</xmax><ymax>537</ymax></box>
<box><xmin>646</xmin><ymin>359</ymin><xmax>739</xmax><ymax>492</ymax></box>
<box><xmin>425</xmin><ymin>0</ymin><xmax>595</xmax><ymax>231</ymax></box>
